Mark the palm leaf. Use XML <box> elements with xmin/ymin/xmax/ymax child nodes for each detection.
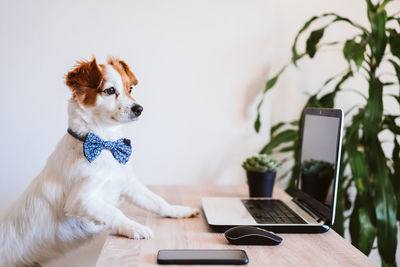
<box><xmin>363</xmin><ymin>77</ymin><xmax>397</xmax><ymax>265</ymax></box>
<box><xmin>254</xmin><ymin>64</ymin><xmax>289</xmax><ymax>132</ymax></box>
<box><xmin>291</xmin><ymin>13</ymin><xmax>367</xmax><ymax>66</ymax></box>
<box><xmin>346</xmin><ymin>110</ymin><xmax>377</xmax><ymax>254</ymax></box>
<box><xmin>332</xmin><ymin>149</ymin><xmax>346</xmax><ymax>235</ymax></box>
<box><xmin>368</xmin><ymin>7</ymin><xmax>388</xmax><ymax>66</ymax></box>
<box><xmin>260</xmin><ymin>129</ymin><xmax>297</xmax><ymax>154</ymax></box>
<box><xmin>391</xmin><ymin>137</ymin><xmax>400</xmax><ymax>221</ymax></box>
<box><xmin>306</xmin><ymin>28</ymin><xmax>325</xmax><ymax>58</ymax></box>
<box><xmin>343</xmin><ymin>37</ymin><xmax>368</xmax><ymax>69</ymax></box>
<box><xmin>388</xmin><ymin>59</ymin><xmax>400</xmax><ymax>88</ymax></box>
<box><xmin>388</xmin><ymin>29</ymin><xmax>400</xmax><ymax>59</ymax></box>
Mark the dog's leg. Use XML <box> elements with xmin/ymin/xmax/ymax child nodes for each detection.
<box><xmin>65</xmin><ymin>186</ymin><xmax>153</xmax><ymax>239</ymax></box>
<box><xmin>121</xmin><ymin>180</ymin><xmax>200</xmax><ymax>218</ymax></box>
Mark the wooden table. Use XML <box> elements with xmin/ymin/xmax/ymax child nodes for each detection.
<box><xmin>96</xmin><ymin>185</ymin><xmax>376</xmax><ymax>267</ymax></box>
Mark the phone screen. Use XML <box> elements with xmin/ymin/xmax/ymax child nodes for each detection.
<box><xmin>157</xmin><ymin>249</ymin><xmax>249</xmax><ymax>265</ymax></box>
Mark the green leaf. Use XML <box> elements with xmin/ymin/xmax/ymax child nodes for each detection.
<box><xmin>266</xmin><ymin>75</ymin><xmax>278</xmax><ymax>91</ymax></box>
<box><xmin>363</xmin><ymin>78</ymin><xmax>398</xmax><ymax>265</ymax></box>
<box><xmin>318</xmin><ymin>92</ymin><xmax>336</xmax><ymax>108</ymax></box>
<box><xmin>364</xmin><ymin>78</ymin><xmax>383</xmax><ymax>137</ymax></box>
<box><xmin>313</xmin><ymin>68</ymin><xmax>350</xmax><ymax>98</ymax></box>
<box><xmin>254</xmin><ymin>65</ymin><xmax>289</xmax><ymax>133</ymax></box>
<box><xmin>329</xmin><ymin>13</ymin><xmax>368</xmax><ymax>32</ymax></box>
<box><xmin>378</xmin><ymin>0</ymin><xmax>393</xmax><ymax>12</ymax></box>
<box><xmin>346</xmin><ymin>110</ymin><xmax>368</xmax><ymax>195</ymax></box>
<box><xmin>306</xmin><ymin>28</ymin><xmax>325</xmax><ymax>58</ymax></box>
<box><xmin>284</xmin><ymin>110</ymin><xmax>304</xmax><ymax>197</ymax></box>
<box><xmin>352</xmin><ymin>204</ymin><xmax>377</xmax><ymax>254</ymax></box>
<box><xmin>388</xmin><ymin>29</ymin><xmax>400</xmax><ymax>59</ymax></box>
<box><xmin>291</xmin><ymin>12</ymin><xmax>367</xmax><ymax>66</ymax></box>
<box><xmin>350</xmin><ymin>200</ymin><xmax>377</xmax><ymax>255</ymax></box>
<box><xmin>270</xmin><ymin>122</ymin><xmax>286</xmax><ymax>136</ymax></box>
<box><xmin>373</xmin><ymin>152</ymin><xmax>398</xmax><ymax>265</ymax></box>
<box><xmin>388</xmin><ymin>59</ymin><xmax>400</xmax><ymax>90</ymax></box>
<box><xmin>254</xmin><ymin>113</ymin><xmax>261</xmax><ymax>133</ymax></box>
<box><xmin>344</xmin><ymin>109</ymin><xmax>377</xmax><ymax>255</ymax></box>
<box><xmin>292</xmin><ymin>15</ymin><xmax>320</xmax><ymax>65</ymax></box>
<box><xmin>388</xmin><ymin>94</ymin><xmax>400</xmax><ymax>106</ymax></box>
<box><xmin>366</xmin><ymin>0</ymin><xmax>377</xmax><ymax>15</ymax></box>
<box><xmin>333</xmin><ymin>70</ymin><xmax>353</xmax><ymax>92</ymax></box>
<box><xmin>305</xmin><ymin>94</ymin><xmax>323</xmax><ymax>108</ymax></box>
<box><xmin>382</xmin><ymin>115</ymin><xmax>400</xmax><ymax>135</ymax></box>
<box><xmin>334</xmin><ymin>69</ymin><xmax>353</xmax><ymax>92</ymax></box>
<box><xmin>260</xmin><ymin>129</ymin><xmax>297</xmax><ymax>154</ymax></box>
<box><xmin>343</xmin><ymin>38</ymin><xmax>367</xmax><ymax>69</ymax></box>
<box><xmin>285</xmin><ymin>156</ymin><xmax>299</xmax><ymax>196</ymax></box>
<box><xmin>369</xmin><ymin>9</ymin><xmax>388</xmax><ymax>67</ymax></box>
<box><xmin>332</xmin><ymin>149</ymin><xmax>346</xmax><ymax>236</ymax></box>
<box><xmin>270</xmin><ymin>121</ymin><xmax>299</xmax><ymax>137</ymax></box>
<box><xmin>278</xmin><ymin>167</ymin><xmax>293</xmax><ymax>181</ymax></box>
<box><xmin>321</xmin><ymin>71</ymin><xmax>345</xmax><ymax>88</ymax></box>
<box><xmin>392</xmin><ymin>137</ymin><xmax>400</xmax><ymax>221</ymax></box>
<box><xmin>277</xmin><ymin>145</ymin><xmax>295</xmax><ymax>153</ymax></box>
<box><xmin>318</xmin><ymin>70</ymin><xmax>353</xmax><ymax>108</ymax></box>
<box><xmin>332</xmin><ymin>179</ymin><xmax>345</xmax><ymax>234</ymax></box>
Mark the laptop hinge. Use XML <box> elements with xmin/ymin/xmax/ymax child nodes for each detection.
<box><xmin>293</xmin><ymin>198</ymin><xmax>325</xmax><ymax>223</ymax></box>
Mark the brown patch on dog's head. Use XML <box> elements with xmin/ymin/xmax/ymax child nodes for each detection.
<box><xmin>107</xmin><ymin>57</ymin><xmax>138</xmax><ymax>99</ymax></box>
<box><xmin>65</xmin><ymin>57</ymin><xmax>104</xmax><ymax>106</ymax></box>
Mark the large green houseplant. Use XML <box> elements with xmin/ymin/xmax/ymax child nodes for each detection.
<box><xmin>254</xmin><ymin>0</ymin><xmax>399</xmax><ymax>266</ymax></box>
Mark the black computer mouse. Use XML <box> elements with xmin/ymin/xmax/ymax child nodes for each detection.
<box><xmin>224</xmin><ymin>226</ymin><xmax>283</xmax><ymax>246</ymax></box>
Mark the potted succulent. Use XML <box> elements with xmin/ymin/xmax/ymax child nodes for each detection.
<box><xmin>300</xmin><ymin>159</ymin><xmax>335</xmax><ymax>202</ymax></box>
<box><xmin>242</xmin><ymin>154</ymin><xmax>278</xmax><ymax>197</ymax></box>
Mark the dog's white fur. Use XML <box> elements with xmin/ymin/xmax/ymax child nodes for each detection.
<box><xmin>0</xmin><ymin>57</ymin><xmax>199</xmax><ymax>267</ymax></box>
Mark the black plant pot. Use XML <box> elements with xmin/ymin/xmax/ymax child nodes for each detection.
<box><xmin>300</xmin><ymin>173</ymin><xmax>333</xmax><ymax>202</ymax></box>
<box><xmin>246</xmin><ymin>171</ymin><xmax>276</xmax><ymax>198</ymax></box>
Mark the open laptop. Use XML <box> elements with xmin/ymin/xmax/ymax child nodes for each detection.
<box><xmin>202</xmin><ymin>108</ymin><xmax>343</xmax><ymax>233</ymax></box>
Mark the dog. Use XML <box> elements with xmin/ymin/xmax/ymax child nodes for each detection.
<box><xmin>0</xmin><ymin>57</ymin><xmax>199</xmax><ymax>266</ymax></box>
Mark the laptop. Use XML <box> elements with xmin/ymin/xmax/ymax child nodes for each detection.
<box><xmin>202</xmin><ymin>108</ymin><xmax>344</xmax><ymax>233</ymax></box>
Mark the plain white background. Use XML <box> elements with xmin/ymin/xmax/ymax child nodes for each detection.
<box><xmin>0</xmin><ymin>0</ymin><xmax>399</xmax><ymax>266</ymax></box>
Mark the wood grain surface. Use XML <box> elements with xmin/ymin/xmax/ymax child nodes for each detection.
<box><xmin>95</xmin><ymin>185</ymin><xmax>376</xmax><ymax>267</ymax></box>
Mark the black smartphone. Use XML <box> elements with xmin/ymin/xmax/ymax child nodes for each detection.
<box><xmin>157</xmin><ymin>249</ymin><xmax>249</xmax><ymax>265</ymax></box>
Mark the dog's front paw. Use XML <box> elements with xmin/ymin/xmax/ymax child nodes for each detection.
<box><xmin>118</xmin><ymin>222</ymin><xmax>153</xmax><ymax>240</ymax></box>
<box><xmin>131</xmin><ymin>225</ymin><xmax>153</xmax><ymax>240</ymax></box>
<box><xmin>164</xmin><ymin>205</ymin><xmax>200</xmax><ymax>218</ymax></box>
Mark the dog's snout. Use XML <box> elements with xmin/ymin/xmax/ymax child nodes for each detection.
<box><xmin>131</xmin><ymin>104</ymin><xmax>143</xmax><ymax>116</ymax></box>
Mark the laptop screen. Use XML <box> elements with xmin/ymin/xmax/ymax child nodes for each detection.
<box><xmin>296</xmin><ymin>108</ymin><xmax>343</xmax><ymax>224</ymax></box>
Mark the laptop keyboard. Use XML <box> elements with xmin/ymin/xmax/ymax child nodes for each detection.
<box><xmin>241</xmin><ymin>199</ymin><xmax>306</xmax><ymax>224</ymax></box>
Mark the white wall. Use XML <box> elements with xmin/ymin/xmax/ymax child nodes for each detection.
<box><xmin>0</xmin><ymin>0</ymin><xmax>275</xmax><ymax>212</ymax></box>
<box><xmin>0</xmin><ymin>0</ymin><xmax>398</xmax><ymax>266</ymax></box>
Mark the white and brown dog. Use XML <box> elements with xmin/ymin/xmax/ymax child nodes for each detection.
<box><xmin>0</xmin><ymin>57</ymin><xmax>199</xmax><ymax>266</ymax></box>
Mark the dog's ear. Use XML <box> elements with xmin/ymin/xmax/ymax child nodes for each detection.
<box><xmin>65</xmin><ymin>57</ymin><xmax>104</xmax><ymax>106</ymax></box>
<box><xmin>108</xmin><ymin>57</ymin><xmax>138</xmax><ymax>86</ymax></box>
<box><xmin>118</xmin><ymin>59</ymin><xmax>138</xmax><ymax>86</ymax></box>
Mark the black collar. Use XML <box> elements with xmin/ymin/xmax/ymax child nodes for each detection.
<box><xmin>67</xmin><ymin>129</ymin><xmax>132</xmax><ymax>147</ymax></box>
<box><xmin>67</xmin><ymin>128</ymin><xmax>87</xmax><ymax>142</ymax></box>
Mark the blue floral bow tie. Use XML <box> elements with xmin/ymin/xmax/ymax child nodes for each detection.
<box><xmin>68</xmin><ymin>129</ymin><xmax>132</xmax><ymax>164</ymax></box>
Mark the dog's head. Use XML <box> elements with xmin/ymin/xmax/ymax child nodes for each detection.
<box><xmin>65</xmin><ymin>56</ymin><xmax>142</xmax><ymax>125</ymax></box>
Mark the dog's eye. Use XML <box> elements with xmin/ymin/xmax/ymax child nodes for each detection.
<box><xmin>104</xmin><ymin>87</ymin><xmax>116</xmax><ymax>95</ymax></box>
<box><xmin>129</xmin><ymin>86</ymin><xmax>133</xmax><ymax>94</ymax></box>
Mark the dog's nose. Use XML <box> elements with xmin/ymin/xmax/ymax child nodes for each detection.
<box><xmin>131</xmin><ymin>104</ymin><xmax>143</xmax><ymax>116</ymax></box>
